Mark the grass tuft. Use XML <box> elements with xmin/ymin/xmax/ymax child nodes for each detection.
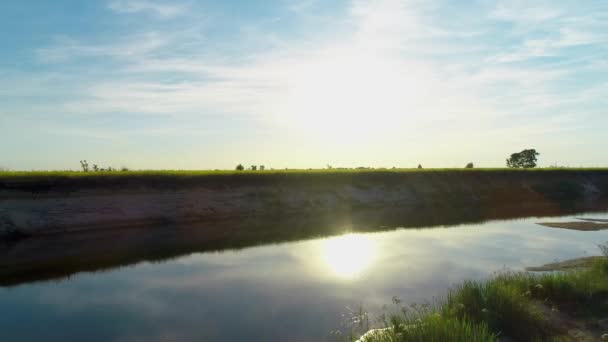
<box><xmin>444</xmin><ymin>280</ymin><xmax>545</xmax><ymax>340</ymax></box>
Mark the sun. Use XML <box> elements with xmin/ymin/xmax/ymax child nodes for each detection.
<box><xmin>320</xmin><ymin>233</ymin><xmax>376</xmax><ymax>279</ymax></box>
<box><xmin>277</xmin><ymin>47</ymin><xmax>416</xmax><ymax>144</ymax></box>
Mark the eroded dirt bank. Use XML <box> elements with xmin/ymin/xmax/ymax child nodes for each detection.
<box><xmin>1</xmin><ymin>170</ymin><xmax>608</xmax><ymax>286</ymax></box>
<box><xmin>1</xmin><ymin>170</ymin><xmax>608</xmax><ymax>239</ymax></box>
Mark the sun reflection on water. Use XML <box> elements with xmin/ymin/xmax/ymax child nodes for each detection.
<box><xmin>320</xmin><ymin>233</ymin><xmax>376</xmax><ymax>279</ymax></box>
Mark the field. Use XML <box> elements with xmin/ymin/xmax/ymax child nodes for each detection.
<box><xmin>2</xmin><ymin>168</ymin><xmax>608</xmax><ymax>187</ymax></box>
<box><xmin>2</xmin><ymin>167</ymin><xmax>608</xmax><ymax>177</ymax></box>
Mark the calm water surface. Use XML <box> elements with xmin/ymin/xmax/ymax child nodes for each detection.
<box><xmin>2</xmin><ymin>212</ymin><xmax>608</xmax><ymax>341</ymax></box>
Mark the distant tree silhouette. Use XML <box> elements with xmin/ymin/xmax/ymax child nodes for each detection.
<box><xmin>506</xmin><ymin>149</ymin><xmax>539</xmax><ymax>168</ymax></box>
<box><xmin>466</xmin><ymin>162</ymin><xmax>474</xmax><ymax>168</ymax></box>
<box><xmin>418</xmin><ymin>164</ymin><xmax>423</xmax><ymax>169</ymax></box>
<box><xmin>235</xmin><ymin>164</ymin><xmax>244</xmax><ymax>171</ymax></box>
<box><xmin>251</xmin><ymin>165</ymin><xmax>257</xmax><ymax>171</ymax></box>
<box><xmin>259</xmin><ymin>165</ymin><xmax>265</xmax><ymax>171</ymax></box>
<box><xmin>80</xmin><ymin>160</ymin><xmax>89</xmax><ymax>172</ymax></box>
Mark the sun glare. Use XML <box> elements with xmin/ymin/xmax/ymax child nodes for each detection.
<box><xmin>279</xmin><ymin>48</ymin><xmax>420</xmax><ymax>143</ymax></box>
<box><xmin>320</xmin><ymin>233</ymin><xmax>376</xmax><ymax>279</ymax></box>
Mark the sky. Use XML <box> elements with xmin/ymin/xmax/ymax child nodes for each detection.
<box><xmin>0</xmin><ymin>0</ymin><xmax>607</xmax><ymax>170</ymax></box>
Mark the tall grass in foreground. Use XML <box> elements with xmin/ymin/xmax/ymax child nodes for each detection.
<box><xmin>348</xmin><ymin>243</ymin><xmax>608</xmax><ymax>342</ymax></box>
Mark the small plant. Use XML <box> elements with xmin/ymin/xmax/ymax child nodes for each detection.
<box><xmin>235</xmin><ymin>164</ymin><xmax>244</xmax><ymax>171</ymax></box>
<box><xmin>466</xmin><ymin>162</ymin><xmax>474</xmax><ymax>168</ymax></box>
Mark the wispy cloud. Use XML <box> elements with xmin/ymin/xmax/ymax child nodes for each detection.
<box><xmin>487</xmin><ymin>0</ymin><xmax>608</xmax><ymax>63</ymax></box>
<box><xmin>4</xmin><ymin>0</ymin><xmax>608</xmax><ymax>168</ymax></box>
<box><xmin>107</xmin><ymin>0</ymin><xmax>187</xmax><ymax>18</ymax></box>
<box><xmin>492</xmin><ymin>28</ymin><xmax>604</xmax><ymax>63</ymax></box>
<box><xmin>44</xmin><ymin>0</ymin><xmax>596</xmax><ymax>128</ymax></box>
<box><xmin>36</xmin><ymin>32</ymin><xmax>168</xmax><ymax>63</ymax></box>
<box><xmin>490</xmin><ymin>1</ymin><xmax>562</xmax><ymax>23</ymax></box>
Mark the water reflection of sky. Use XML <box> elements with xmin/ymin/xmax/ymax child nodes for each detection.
<box><xmin>2</xmin><ymin>212</ymin><xmax>608</xmax><ymax>341</ymax></box>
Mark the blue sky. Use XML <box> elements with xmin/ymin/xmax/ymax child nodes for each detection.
<box><xmin>1</xmin><ymin>0</ymin><xmax>607</xmax><ymax>170</ymax></box>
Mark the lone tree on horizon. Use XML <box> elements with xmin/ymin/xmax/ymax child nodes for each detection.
<box><xmin>506</xmin><ymin>149</ymin><xmax>539</xmax><ymax>168</ymax></box>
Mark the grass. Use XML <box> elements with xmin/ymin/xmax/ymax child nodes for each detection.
<box><xmin>443</xmin><ymin>279</ymin><xmax>546</xmax><ymax>340</ymax></box>
<box><xmin>348</xmin><ymin>244</ymin><xmax>608</xmax><ymax>342</ymax></box>
<box><xmin>1</xmin><ymin>168</ymin><xmax>607</xmax><ymax>191</ymax></box>
<box><xmin>1</xmin><ymin>167</ymin><xmax>608</xmax><ymax>178</ymax></box>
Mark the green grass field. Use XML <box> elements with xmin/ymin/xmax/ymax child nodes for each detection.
<box><xmin>1</xmin><ymin>167</ymin><xmax>607</xmax><ymax>178</ymax></box>
<box><xmin>2</xmin><ymin>168</ymin><xmax>607</xmax><ymax>195</ymax></box>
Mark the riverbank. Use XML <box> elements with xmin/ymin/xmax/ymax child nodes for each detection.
<box><xmin>2</xmin><ymin>169</ymin><xmax>608</xmax><ymax>286</ymax></box>
<box><xmin>352</xmin><ymin>246</ymin><xmax>608</xmax><ymax>342</ymax></box>
<box><xmin>2</xmin><ymin>169</ymin><xmax>608</xmax><ymax>239</ymax></box>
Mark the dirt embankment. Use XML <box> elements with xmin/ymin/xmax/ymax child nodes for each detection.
<box><xmin>1</xmin><ymin>170</ymin><xmax>608</xmax><ymax>287</ymax></box>
<box><xmin>1</xmin><ymin>170</ymin><xmax>608</xmax><ymax>239</ymax></box>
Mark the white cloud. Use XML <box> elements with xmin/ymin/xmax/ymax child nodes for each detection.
<box><xmin>487</xmin><ymin>0</ymin><xmax>608</xmax><ymax>63</ymax></box>
<box><xmin>490</xmin><ymin>0</ymin><xmax>562</xmax><ymax>23</ymax></box>
<box><xmin>37</xmin><ymin>32</ymin><xmax>168</xmax><ymax>63</ymax></box>
<box><xmin>492</xmin><ymin>28</ymin><xmax>602</xmax><ymax>63</ymax></box>
<box><xmin>287</xmin><ymin>0</ymin><xmax>319</xmax><ymax>13</ymax></box>
<box><xmin>53</xmin><ymin>0</ymin><xmax>578</xmax><ymax>128</ymax></box>
<box><xmin>107</xmin><ymin>0</ymin><xmax>187</xmax><ymax>18</ymax></box>
<box><xmin>14</xmin><ymin>0</ymin><xmax>608</xmax><ymax>167</ymax></box>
